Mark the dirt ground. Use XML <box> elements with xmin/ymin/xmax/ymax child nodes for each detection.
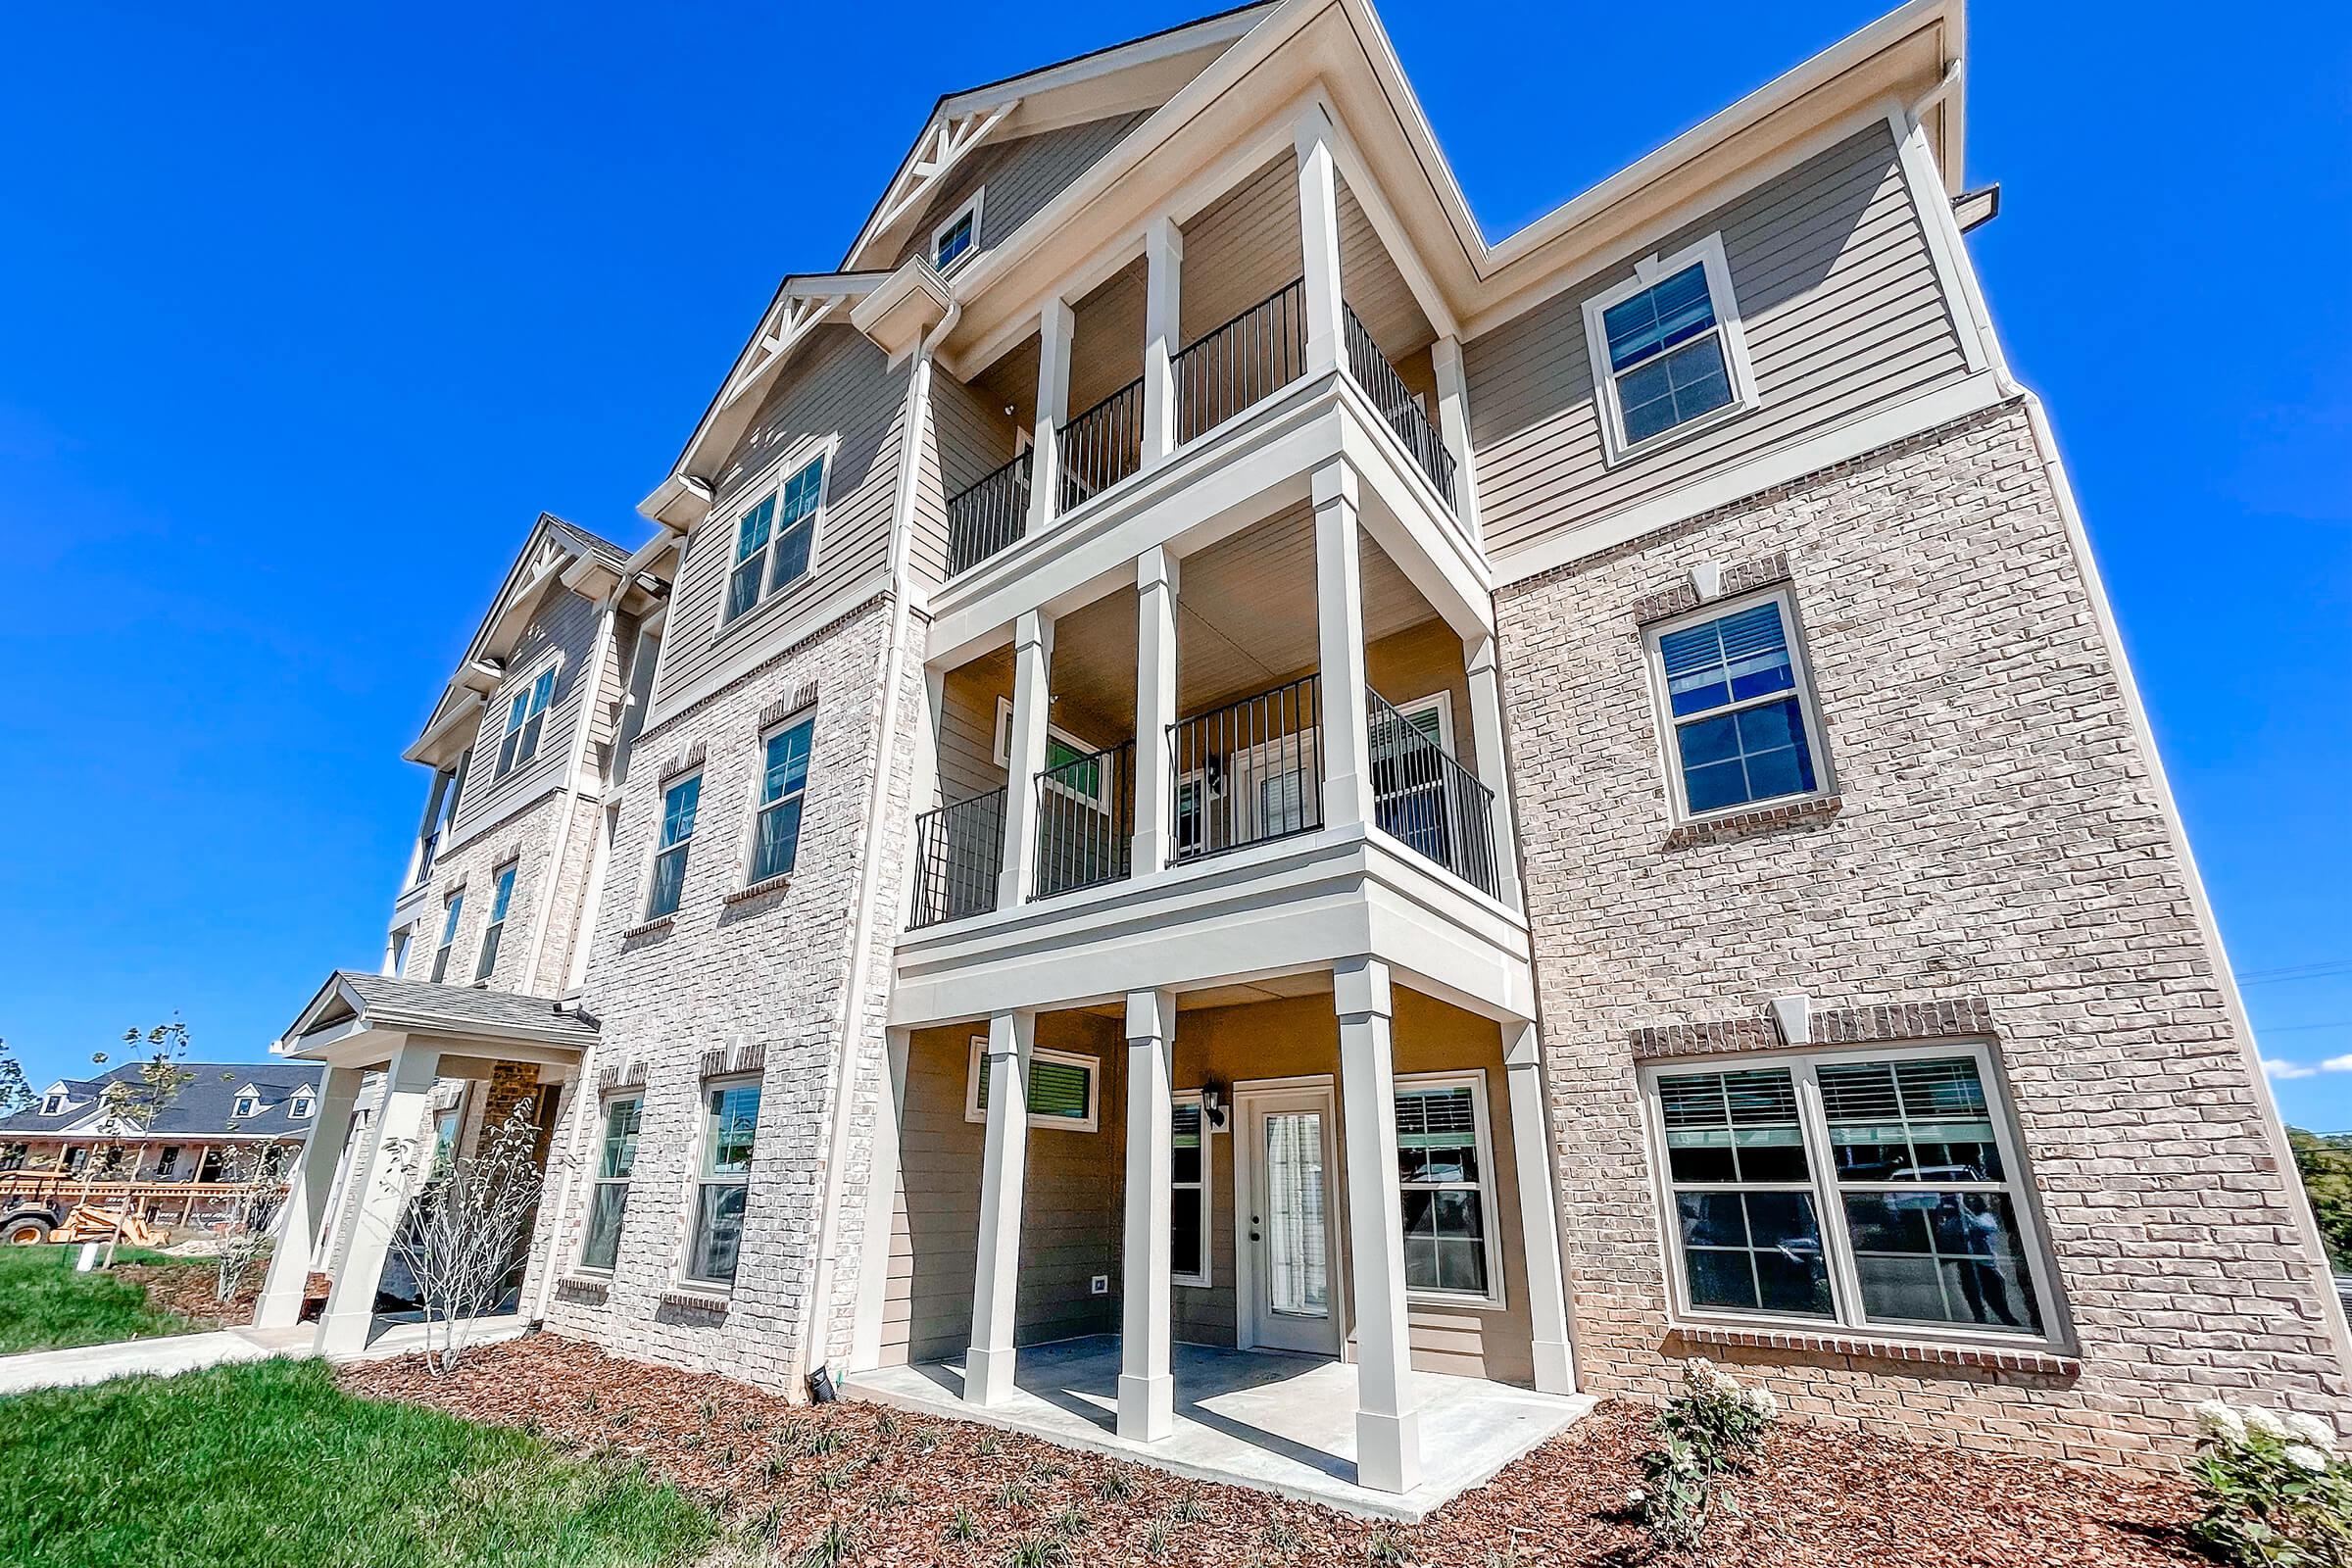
<box><xmin>336</xmin><ymin>1335</ymin><xmax>2205</xmax><ymax>1566</ymax></box>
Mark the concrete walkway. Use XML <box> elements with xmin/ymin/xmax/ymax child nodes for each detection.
<box><xmin>0</xmin><ymin>1324</ymin><xmax>314</xmax><ymax>1396</ymax></box>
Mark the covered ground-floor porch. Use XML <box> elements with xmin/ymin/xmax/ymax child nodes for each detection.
<box><xmin>850</xmin><ymin>1335</ymin><xmax>1590</xmax><ymax>1521</ymax></box>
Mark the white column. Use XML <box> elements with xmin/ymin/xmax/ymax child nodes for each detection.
<box><xmin>1462</xmin><ymin>633</ymin><xmax>1523</xmax><ymax>910</ymax></box>
<box><xmin>1026</xmin><ymin>298</ymin><xmax>1074</xmax><ymax>533</ymax></box>
<box><xmin>254</xmin><ymin>1063</ymin><xmax>364</xmax><ymax>1328</ymax></box>
<box><xmin>1313</xmin><ymin>461</ymin><xmax>1373</xmax><ymax>832</ymax></box>
<box><xmin>1429</xmin><ymin>334</ymin><xmax>1481</xmax><ymax>532</ymax></box>
<box><xmin>1118</xmin><ymin>989</ymin><xmax>1177</xmax><ymax>1441</ymax></box>
<box><xmin>1503</xmin><ymin>1021</ymin><xmax>1577</xmax><ymax>1395</ymax></box>
<box><xmin>1141</xmin><ymin>218</ymin><xmax>1185</xmax><ymax>468</ymax></box>
<box><xmin>1296</xmin><ymin>106</ymin><xmax>1348</xmax><ymax>380</ymax></box>
<box><xmin>966</xmin><ymin>1010</ymin><xmax>1034</xmax><ymax>1407</ymax></box>
<box><xmin>1131</xmin><ymin>547</ymin><xmax>1181</xmax><ymax>876</ymax></box>
<box><xmin>316</xmin><ymin>1042</ymin><xmax>440</xmax><ymax>1358</ymax></box>
<box><xmin>998</xmin><ymin>610</ymin><xmax>1054</xmax><ymax>907</ymax></box>
<box><xmin>1334</xmin><ymin>956</ymin><xmax>1420</xmax><ymax>1494</ymax></box>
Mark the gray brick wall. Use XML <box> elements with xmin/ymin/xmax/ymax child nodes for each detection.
<box><xmin>1496</xmin><ymin>398</ymin><xmax>2351</xmax><ymax>1463</ymax></box>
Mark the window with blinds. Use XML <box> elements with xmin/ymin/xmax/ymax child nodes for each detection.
<box><xmin>1171</xmin><ymin>1096</ymin><xmax>1209</xmax><ymax>1285</ymax></box>
<box><xmin>1647</xmin><ymin>590</ymin><xmax>1825</xmax><ymax>817</ymax></box>
<box><xmin>967</xmin><ymin>1041</ymin><xmax>1100</xmax><ymax>1132</ymax></box>
<box><xmin>1396</xmin><ymin>1076</ymin><xmax>1500</xmax><ymax>1300</ymax></box>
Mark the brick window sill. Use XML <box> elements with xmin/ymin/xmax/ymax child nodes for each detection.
<box><xmin>723</xmin><ymin>874</ymin><xmax>792</xmax><ymax>906</ymax></box>
<box><xmin>555</xmin><ymin>1274</ymin><xmax>611</xmax><ymax>1302</ymax></box>
<box><xmin>1673</xmin><ymin>1321</ymin><xmax>2080</xmax><ymax>1376</ymax></box>
<box><xmin>1662</xmin><ymin>792</ymin><xmax>1842</xmax><ymax>851</ymax></box>
<box><xmin>660</xmin><ymin>1288</ymin><xmax>731</xmax><ymax>1315</ymax></box>
<box><xmin>621</xmin><ymin>915</ymin><xmax>675</xmax><ymax>941</ymax></box>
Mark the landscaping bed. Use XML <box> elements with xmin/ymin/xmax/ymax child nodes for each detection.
<box><xmin>341</xmin><ymin>1334</ymin><xmax>2207</xmax><ymax>1566</ymax></box>
<box><xmin>113</xmin><ymin>1255</ymin><xmax>260</xmax><ymax>1330</ymax></box>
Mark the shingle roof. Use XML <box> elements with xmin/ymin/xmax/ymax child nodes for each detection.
<box><xmin>283</xmin><ymin>970</ymin><xmax>600</xmax><ymax>1054</ymax></box>
<box><xmin>0</xmin><ymin>1060</ymin><xmax>325</xmax><ymax>1139</ymax></box>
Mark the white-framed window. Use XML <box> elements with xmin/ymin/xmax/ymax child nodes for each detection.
<box><xmin>231</xmin><ymin>1088</ymin><xmax>261</xmax><ymax>1119</ymax></box>
<box><xmin>1581</xmin><ymin>232</ymin><xmax>1756</xmax><ymax>463</ymax></box>
<box><xmin>578</xmin><ymin>1092</ymin><xmax>642</xmax><ymax>1273</ymax></box>
<box><xmin>722</xmin><ymin>452</ymin><xmax>826</xmax><ymax>623</ymax></box>
<box><xmin>964</xmin><ymin>1038</ymin><xmax>1099</xmax><ymax>1132</ymax></box>
<box><xmin>932</xmin><ymin>188</ymin><xmax>983</xmax><ymax>272</ymax></box>
<box><xmin>40</xmin><ymin>1090</ymin><xmax>67</xmax><ymax>1116</ymax></box>
<box><xmin>1171</xmin><ymin>1092</ymin><xmax>1212</xmax><ymax>1287</ymax></box>
<box><xmin>992</xmin><ymin>698</ymin><xmax>1109</xmax><ymax>809</ymax></box>
<box><xmin>646</xmin><ymin>773</ymin><xmax>702</xmax><ymax>919</ymax></box>
<box><xmin>430</xmin><ymin>890</ymin><xmax>464</xmax><ymax>982</ymax></box>
<box><xmin>474</xmin><ymin>861</ymin><xmax>517</xmax><ymax>982</ymax></box>
<box><xmin>1642</xmin><ymin>1042</ymin><xmax>2057</xmax><ymax>1345</ymax></box>
<box><xmin>1644</xmin><ymin>586</ymin><xmax>1829</xmax><ymax>819</ymax></box>
<box><xmin>387</xmin><ymin>927</ymin><xmax>413</xmax><ymax>978</ymax></box>
<box><xmin>686</xmin><ymin>1079</ymin><xmax>760</xmax><ymax>1286</ymax></box>
<box><xmin>495</xmin><ymin>663</ymin><xmax>559</xmax><ymax>778</ymax></box>
<box><xmin>1395</xmin><ymin>1071</ymin><xmax>1504</xmax><ymax>1304</ymax></box>
<box><xmin>747</xmin><ymin>714</ymin><xmax>815</xmax><ymax>885</ymax></box>
<box><xmin>289</xmin><ymin>1090</ymin><xmax>316</xmax><ymax>1121</ymax></box>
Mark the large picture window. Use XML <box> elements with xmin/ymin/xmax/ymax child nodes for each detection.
<box><xmin>1580</xmin><ymin>232</ymin><xmax>1755</xmax><ymax>461</ymax></box>
<box><xmin>1395</xmin><ymin>1073</ymin><xmax>1503</xmax><ymax>1302</ymax></box>
<box><xmin>1645</xmin><ymin>588</ymin><xmax>1828</xmax><ymax>819</ymax></box>
<box><xmin>1644</xmin><ymin>1044</ymin><xmax>2056</xmax><ymax>1344</ymax></box>
<box><xmin>723</xmin><ymin>454</ymin><xmax>825</xmax><ymax>622</ymax></box>
<box><xmin>578</xmin><ymin>1094</ymin><xmax>641</xmax><ymax>1273</ymax></box>
<box><xmin>686</xmin><ymin>1081</ymin><xmax>760</xmax><ymax>1285</ymax></box>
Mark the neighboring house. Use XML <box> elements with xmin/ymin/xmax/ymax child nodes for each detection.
<box><xmin>257</xmin><ymin>0</ymin><xmax>2350</xmax><ymax>1495</ymax></box>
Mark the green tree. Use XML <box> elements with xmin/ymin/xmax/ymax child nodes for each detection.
<box><xmin>2287</xmin><ymin>1127</ymin><xmax>2352</xmax><ymax>1274</ymax></box>
<box><xmin>0</xmin><ymin>1038</ymin><xmax>32</xmax><ymax>1118</ymax></box>
<box><xmin>86</xmin><ymin>1022</ymin><xmax>198</xmax><ymax>1266</ymax></box>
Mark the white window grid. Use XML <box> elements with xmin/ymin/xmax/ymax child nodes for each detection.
<box><xmin>475</xmin><ymin>861</ymin><xmax>517</xmax><ymax>982</ymax></box>
<box><xmin>1395</xmin><ymin>1069</ymin><xmax>1506</xmax><ymax>1307</ymax></box>
<box><xmin>963</xmin><ymin>1037</ymin><xmax>1101</xmax><ymax>1133</ymax></box>
<box><xmin>646</xmin><ymin>772</ymin><xmax>703</xmax><ymax>920</ymax></box>
<box><xmin>720</xmin><ymin>445</ymin><xmax>831</xmax><ymax>626</ymax></box>
<box><xmin>430</xmin><ymin>890</ymin><xmax>465</xmax><ymax>983</ymax></box>
<box><xmin>1641</xmin><ymin>584</ymin><xmax>1833</xmax><ymax>822</ymax></box>
<box><xmin>577</xmin><ymin>1092</ymin><xmax>643</xmax><ymax>1274</ymax></box>
<box><xmin>932</xmin><ymin>188</ymin><xmax>984</xmax><ymax>272</ymax></box>
<box><xmin>683</xmin><ymin>1077</ymin><xmax>761</xmax><ymax>1288</ymax></box>
<box><xmin>1580</xmin><ymin>231</ymin><xmax>1758</xmax><ymax>465</ymax></box>
<box><xmin>495</xmin><ymin>662</ymin><xmax>559</xmax><ymax>778</ymax></box>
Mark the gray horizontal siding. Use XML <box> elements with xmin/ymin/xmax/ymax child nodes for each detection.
<box><xmin>895</xmin><ymin>114</ymin><xmax>1148</xmax><ymax>271</ymax></box>
<box><xmin>924</xmin><ymin>370</ymin><xmax>1021</xmax><ymax>583</ymax></box>
<box><xmin>450</xmin><ymin>588</ymin><xmax>601</xmax><ymax>842</ymax></box>
<box><xmin>1466</xmin><ymin>122</ymin><xmax>1971</xmax><ymax>560</ymax></box>
<box><xmin>655</xmin><ymin>326</ymin><xmax>908</xmax><ymax>710</ymax></box>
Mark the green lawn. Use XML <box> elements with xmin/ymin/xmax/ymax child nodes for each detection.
<box><xmin>0</xmin><ymin>1246</ymin><xmax>208</xmax><ymax>1356</ymax></box>
<box><xmin>0</xmin><ymin>1358</ymin><xmax>718</xmax><ymax>1568</ymax></box>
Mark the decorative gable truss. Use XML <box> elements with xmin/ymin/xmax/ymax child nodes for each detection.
<box><xmin>868</xmin><ymin>99</ymin><xmax>1021</xmax><ymax>243</ymax></box>
<box><xmin>717</xmin><ymin>291</ymin><xmax>854</xmax><ymax>417</ymax></box>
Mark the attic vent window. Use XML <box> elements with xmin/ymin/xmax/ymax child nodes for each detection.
<box><xmin>290</xmin><ymin>1091</ymin><xmax>317</xmax><ymax>1120</ymax></box>
<box><xmin>932</xmin><ymin>189</ymin><xmax>983</xmax><ymax>272</ymax></box>
<box><xmin>41</xmin><ymin>1093</ymin><xmax>66</xmax><ymax>1116</ymax></box>
<box><xmin>232</xmin><ymin>1093</ymin><xmax>261</xmax><ymax>1119</ymax></box>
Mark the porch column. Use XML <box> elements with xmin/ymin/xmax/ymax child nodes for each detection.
<box><xmin>1296</xmin><ymin>107</ymin><xmax>1348</xmax><ymax>380</ymax></box>
<box><xmin>998</xmin><ymin>611</ymin><xmax>1054</xmax><ymax>907</ymax></box>
<box><xmin>966</xmin><ymin>1010</ymin><xmax>1034</xmax><ymax>1407</ymax></box>
<box><xmin>1429</xmin><ymin>335</ymin><xmax>1481</xmax><ymax>531</ymax></box>
<box><xmin>1131</xmin><ymin>547</ymin><xmax>1180</xmax><ymax>876</ymax></box>
<box><xmin>1118</xmin><ymin>989</ymin><xmax>1177</xmax><ymax>1441</ymax></box>
<box><xmin>1141</xmin><ymin>218</ymin><xmax>1184</xmax><ymax>468</ymax></box>
<box><xmin>1503</xmin><ymin>1021</ymin><xmax>1578</xmax><ymax>1394</ymax></box>
<box><xmin>316</xmin><ymin>1042</ymin><xmax>440</xmax><ymax>1357</ymax></box>
<box><xmin>1313</xmin><ymin>461</ymin><xmax>1374</xmax><ymax>832</ymax></box>
<box><xmin>254</xmin><ymin>1063</ymin><xmax>364</xmax><ymax>1328</ymax></box>
<box><xmin>1026</xmin><ymin>297</ymin><xmax>1074</xmax><ymax>533</ymax></box>
<box><xmin>1334</xmin><ymin>956</ymin><xmax>1420</xmax><ymax>1494</ymax></box>
<box><xmin>1462</xmin><ymin>633</ymin><xmax>1524</xmax><ymax>910</ymax></box>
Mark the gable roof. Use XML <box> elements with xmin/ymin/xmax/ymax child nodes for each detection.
<box><xmin>278</xmin><ymin>970</ymin><xmax>601</xmax><ymax>1058</ymax></box>
<box><xmin>0</xmin><ymin>1061</ymin><xmax>326</xmax><ymax>1140</ymax></box>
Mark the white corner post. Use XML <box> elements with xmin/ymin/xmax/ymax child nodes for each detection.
<box><xmin>1131</xmin><ymin>546</ymin><xmax>1181</xmax><ymax>876</ymax></box>
<box><xmin>253</xmin><ymin>1063</ymin><xmax>364</xmax><ymax>1328</ymax></box>
<box><xmin>1334</xmin><ymin>956</ymin><xmax>1421</xmax><ymax>1494</ymax></box>
<box><xmin>1026</xmin><ymin>297</ymin><xmax>1075</xmax><ymax>534</ymax></box>
<box><xmin>1429</xmin><ymin>334</ymin><xmax>1481</xmax><ymax>533</ymax></box>
<box><xmin>966</xmin><ymin>1010</ymin><xmax>1035</xmax><ymax>1407</ymax></box>
<box><xmin>1296</xmin><ymin>106</ymin><xmax>1348</xmax><ymax>381</ymax></box>
<box><xmin>316</xmin><ymin>1042</ymin><xmax>441</xmax><ymax>1357</ymax></box>
<box><xmin>1141</xmin><ymin>217</ymin><xmax>1185</xmax><ymax>468</ymax></box>
<box><xmin>1502</xmin><ymin>1020</ymin><xmax>1577</xmax><ymax>1394</ymax></box>
<box><xmin>1118</xmin><ymin>988</ymin><xmax>1177</xmax><ymax>1442</ymax></box>
<box><xmin>1313</xmin><ymin>461</ymin><xmax>1374</xmax><ymax>833</ymax></box>
<box><xmin>1462</xmin><ymin>632</ymin><xmax>1523</xmax><ymax>910</ymax></box>
<box><xmin>999</xmin><ymin>610</ymin><xmax>1054</xmax><ymax>907</ymax></box>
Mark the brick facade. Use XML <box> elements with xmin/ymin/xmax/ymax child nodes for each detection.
<box><xmin>1496</xmin><ymin>399</ymin><xmax>2351</xmax><ymax>1463</ymax></box>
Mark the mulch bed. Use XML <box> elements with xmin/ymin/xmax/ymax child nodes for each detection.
<box><xmin>119</xmin><ymin>1261</ymin><xmax>260</xmax><ymax>1331</ymax></box>
<box><xmin>337</xmin><ymin>1335</ymin><xmax>2204</xmax><ymax>1567</ymax></box>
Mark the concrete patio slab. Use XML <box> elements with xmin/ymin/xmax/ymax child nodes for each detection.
<box><xmin>847</xmin><ymin>1336</ymin><xmax>1593</xmax><ymax>1521</ymax></box>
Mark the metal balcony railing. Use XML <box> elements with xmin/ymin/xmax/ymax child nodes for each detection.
<box><xmin>1367</xmin><ymin>686</ymin><xmax>1499</xmax><ymax>898</ymax></box>
<box><xmin>1167</xmin><ymin>675</ymin><xmax>1325</xmax><ymax>864</ymax></box>
<box><xmin>908</xmin><ymin>788</ymin><xmax>1006</xmax><ymax>929</ymax></box>
<box><xmin>1345</xmin><ymin>306</ymin><xmax>1458</xmax><ymax>506</ymax></box>
<box><xmin>946</xmin><ymin>448</ymin><xmax>1033</xmax><ymax>576</ymax></box>
<box><xmin>1032</xmin><ymin>740</ymin><xmax>1135</xmax><ymax>901</ymax></box>
<box><xmin>1174</xmin><ymin>278</ymin><xmax>1307</xmax><ymax>444</ymax></box>
<box><xmin>1057</xmin><ymin>377</ymin><xmax>1145</xmax><ymax>514</ymax></box>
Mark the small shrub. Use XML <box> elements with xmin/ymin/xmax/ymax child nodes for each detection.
<box><xmin>1029</xmin><ymin>1459</ymin><xmax>1069</xmax><ymax>1482</ymax></box>
<box><xmin>1261</xmin><ymin>1521</ymin><xmax>1301</xmax><ymax>1553</ymax></box>
<box><xmin>1141</xmin><ymin>1518</ymin><xmax>1173</xmax><ymax>1559</ymax></box>
<box><xmin>1048</xmin><ymin>1504</ymin><xmax>1088</xmax><ymax>1539</ymax></box>
<box><xmin>945</xmin><ymin>1507</ymin><xmax>983</xmax><ymax>1544</ymax></box>
<box><xmin>1168</xmin><ymin>1490</ymin><xmax>1205</xmax><ymax>1524</ymax></box>
<box><xmin>996</xmin><ymin>1477</ymin><xmax>1034</xmax><ymax>1512</ymax></box>
<box><xmin>2189</xmin><ymin>1398</ymin><xmax>2352</xmax><ymax>1566</ymax></box>
<box><xmin>792</xmin><ymin>1519</ymin><xmax>857</xmax><ymax>1568</ymax></box>
<box><xmin>915</xmin><ymin>1432</ymin><xmax>942</xmax><ymax>1456</ymax></box>
<box><xmin>1363</xmin><ymin>1527</ymin><xmax>1410</xmax><ymax>1563</ymax></box>
<box><xmin>698</xmin><ymin>1397</ymin><xmax>719</xmax><ymax>1424</ymax></box>
<box><xmin>977</xmin><ymin>1434</ymin><xmax>1001</xmax><ymax>1458</ymax></box>
<box><xmin>1096</xmin><ymin>1469</ymin><xmax>1136</xmax><ymax>1501</ymax></box>
<box><xmin>874</xmin><ymin>1485</ymin><xmax>913</xmax><ymax>1512</ymax></box>
<box><xmin>1630</xmin><ymin>1358</ymin><xmax>1777</xmax><ymax>1550</ymax></box>
<box><xmin>874</xmin><ymin>1408</ymin><xmax>900</xmax><ymax>1440</ymax></box>
<box><xmin>803</xmin><ymin>1426</ymin><xmax>844</xmax><ymax>1457</ymax></box>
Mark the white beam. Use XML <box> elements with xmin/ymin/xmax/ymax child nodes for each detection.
<box><xmin>1296</xmin><ymin>108</ymin><xmax>1348</xmax><ymax>380</ymax></box>
<box><xmin>1028</xmin><ymin>298</ymin><xmax>1075</xmax><ymax>535</ymax></box>
<box><xmin>1428</xmin><ymin>335</ymin><xmax>1480</xmax><ymax>537</ymax></box>
<box><xmin>1334</xmin><ymin>956</ymin><xmax>1420</xmax><ymax>1494</ymax></box>
<box><xmin>254</xmin><ymin>1063</ymin><xmax>364</xmax><ymax>1329</ymax></box>
<box><xmin>316</xmin><ymin>1042</ymin><xmax>440</xmax><ymax>1357</ymax></box>
<box><xmin>1503</xmin><ymin>1021</ymin><xmax>1577</xmax><ymax>1394</ymax></box>
<box><xmin>1131</xmin><ymin>547</ymin><xmax>1180</xmax><ymax>875</ymax></box>
<box><xmin>1141</xmin><ymin>217</ymin><xmax>1185</xmax><ymax>468</ymax></box>
<box><xmin>966</xmin><ymin>1010</ymin><xmax>1034</xmax><ymax>1407</ymax></box>
<box><xmin>999</xmin><ymin>610</ymin><xmax>1054</xmax><ymax>907</ymax></box>
<box><xmin>1118</xmin><ymin>989</ymin><xmax>1177</xmax><ymax>1441</ymax></box>
<box><xmin>1462</xmin><ymin>632</ymin><xmax>1522</xmax><ymax>911</ymax></box>
<box><xmin>1313</xmin><ymin>461</ymin><xmax>1372</xmax><ymax>832</ymax></box>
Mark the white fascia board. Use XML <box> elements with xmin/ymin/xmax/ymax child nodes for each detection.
<box><xmin>662</xmin><ymin>273</ymin><xmax>888</xmax><ymax>490</ymax></box>
<box><xmin>403</xmin><ymin>689</ymin><xmax>484</xmax><ymax>766</ymax></box>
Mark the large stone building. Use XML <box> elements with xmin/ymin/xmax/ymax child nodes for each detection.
<box><xmin>259</xmin><ymin>0</ymin><xmax>2347</xmax><ymax>1506</ymax></box>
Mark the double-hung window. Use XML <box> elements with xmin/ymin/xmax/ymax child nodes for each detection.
<box><xmin>647</xmin><ymin>774</ymin><xmax>701</xmax><ymax>919</ymax></box>
<box><xmin>687</xmin><ymin>1081</ymin><xmax>760</xmax><ymax>1285</ymax></box>
<box><xmin>1395</xmin><ymin>1073</ymin><xmax>1502</xmax><ymax>1301</ymax></box>
<box><xmin>1648</xmin><ymin>589</ymin><xmax>1826</xmax><ymax>817</ymax></box>
<box><xmin>1583</xmin><ymin>234</ymin><xmax>1753</xmax><ymax>460</ymax></box>
<box><xmin>578</xmin><ymin>1094</ymin><xmax>642</xmax><ymax>1272</ymax></box>
<box><xmin>965</xmin><ymin>1040</ymin><xmax>1099</xmax><ymax>1132</ymax></box>
<box><xmin>496</xmin><ymin>666</ymin><xmax>557</xmax><ymax>778</ymax></box>
<box><xmin>748</xmin><ymin>716</ymin><xmax>815</xmax><ymax>884</ymax></box>
<box><xmin>1645</xmin><ymin>1044</ymin><xmax>2054</xmax><ymax>1342</ymax></box>
<box><xmin>430</xmin><ymin>891</ymin><xmax>464</xmax><ymax>982</ymax></box>
<box><xmin>1171</xmin><ymin>1094</ymin><xmax>1211</xmax><ymax>1287</ymax></box>
<box><xmin>474</xmin><ymin>861</ymin><xmax>517</xmax><ymax>981</ymax></box>
<box><xmin>723</xmin><ymin>455</ymin><xmax>824</xmax><ymax>622</ymax></box>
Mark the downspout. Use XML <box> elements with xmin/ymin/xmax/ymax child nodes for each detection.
<box><xmin>797</xmin><ymin>299</ymin><xmax>958</xmax><ymax>1394</ymax></box>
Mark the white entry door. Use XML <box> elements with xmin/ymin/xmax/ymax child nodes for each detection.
<box><xmin>1236</xmin><ymin>1083</ymin><xmax>1343</xmax><ymax>1355</ymax></box>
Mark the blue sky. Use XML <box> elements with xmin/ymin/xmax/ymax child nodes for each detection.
<box><xmin>2</xmin><ymin>3</ymin><xmax>2347</xmax><ymax>1121</ymax></box>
